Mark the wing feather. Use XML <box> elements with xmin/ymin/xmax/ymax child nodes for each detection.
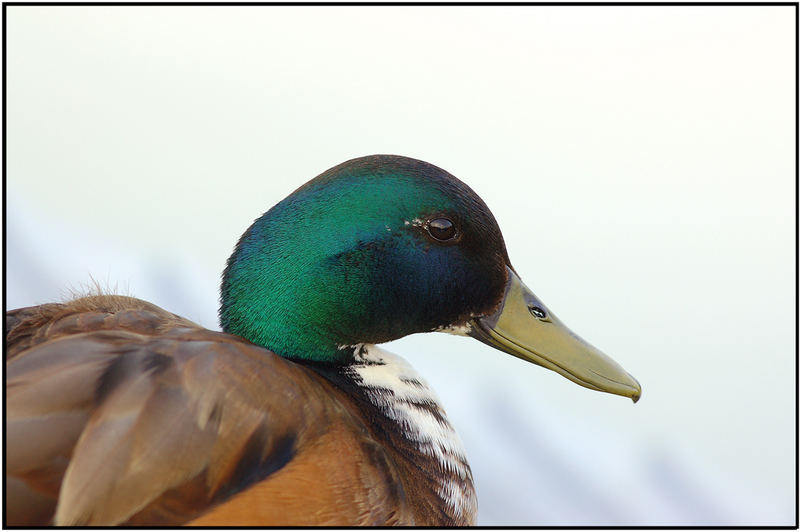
<box><xmin>5</xmin><ymin>296</ymin><xmax>351</xmax><ymax>525</ymax></box>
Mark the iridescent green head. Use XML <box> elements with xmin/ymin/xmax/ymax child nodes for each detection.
<box><xmin>220</xmin><ymin>155</ymin><xmax>641</xmax><ymax>402</ymax></box>
<box><xmin>220</xmin><ymin>155</ymin><xmax>509</xmax><ymax>363</ymax></box>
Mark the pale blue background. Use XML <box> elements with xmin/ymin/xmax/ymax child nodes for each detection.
<box><xmin>5</xmin><ymin>6</ymin><xmax>796</xmax><ymax>525</ymax></box>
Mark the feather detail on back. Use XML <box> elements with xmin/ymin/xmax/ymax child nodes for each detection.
<box><xmin>6</xmin><ymin>296</ymin><xmax>423</xmax><ymax>525</ymax></box>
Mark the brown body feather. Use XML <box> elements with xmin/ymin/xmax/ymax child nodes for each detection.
<box><xmin>6</xmin><ymin>296</ymin><xmax>469</xmax><ymax>526</ymax></box>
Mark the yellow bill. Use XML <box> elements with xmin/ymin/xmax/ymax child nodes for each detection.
<box><xmin>470</xmin><ymin>268</ymin><xmax>641</xmax><ymax>403</ymax></box>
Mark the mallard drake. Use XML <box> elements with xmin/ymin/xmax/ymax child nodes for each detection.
<box><xmin>6</xmin><ymin>155</ymin><xmax>641</xmax><ymax>526</ymax></box>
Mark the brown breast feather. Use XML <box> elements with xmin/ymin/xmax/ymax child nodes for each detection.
<box><xmin>6</xmin><ymin>295</ymin><xmax>416</xmax><ymax>526</ymax></box>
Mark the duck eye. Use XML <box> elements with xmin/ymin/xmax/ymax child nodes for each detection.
<box><xmin>428</xmin><ymin>218</ymin><xmax>456</xmax><ymax>241</ymax></box>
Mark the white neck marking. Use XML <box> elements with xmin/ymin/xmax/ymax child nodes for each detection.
<box><xmin>346</xmin><ymin>344</ymin><xmax>477</xmax><ymax>523</ymax></box>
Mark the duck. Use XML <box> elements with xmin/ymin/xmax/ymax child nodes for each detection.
<box><xmin>6</xmin><ymin>155</ymin><xmax>641</xmax><ymax>526</ymax></box>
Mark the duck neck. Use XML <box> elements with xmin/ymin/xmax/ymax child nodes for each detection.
<box><xmin>218</xmin><ymin>208</ymin><xmax>431</xmax><ymax>363</ymax></box>
<box><xmin>311</xmin><ymin>344</ymin><xmax>478</xmax><ymax>525</ymax></box>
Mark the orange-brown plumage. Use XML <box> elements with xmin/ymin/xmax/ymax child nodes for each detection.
<box><xmin>6</xmin><ymin>295</ymin><xmax>467</xmax><ymax>526</ymax></box>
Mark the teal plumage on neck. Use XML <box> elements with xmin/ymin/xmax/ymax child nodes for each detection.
<box><xmin>221</xmin><ymin>155</ymin><xmax>509</xmax><ymax>362</ymax></box>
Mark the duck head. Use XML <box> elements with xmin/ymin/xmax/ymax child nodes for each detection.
<box><xmin>220</xmin><ymin>155</ymin><xmax>640</xmax><ymax>402</ymax></box>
